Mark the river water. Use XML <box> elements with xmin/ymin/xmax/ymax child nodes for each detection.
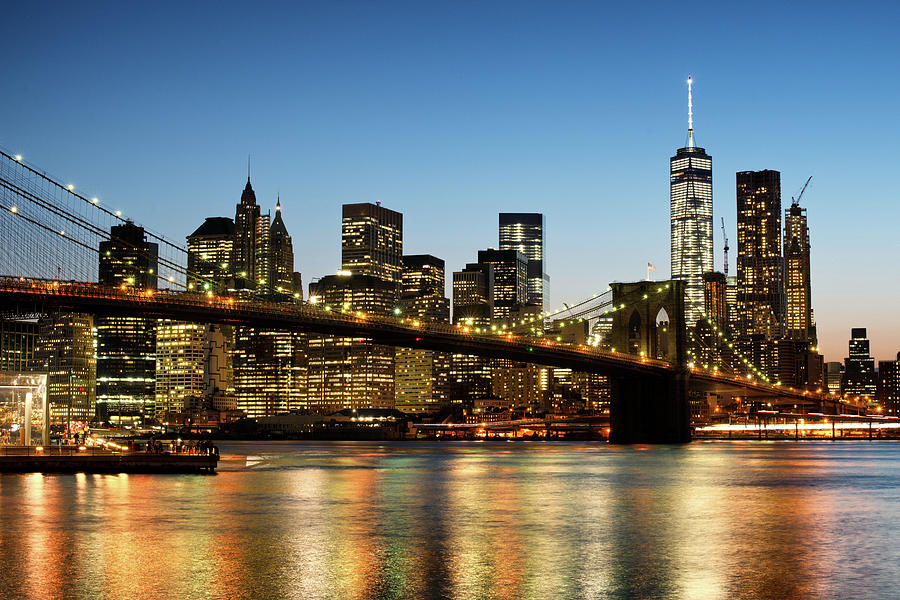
<box><xmin>2</xmin><ymin>441</ymin><xmax>899</xmax><ymax>599</ymax></box>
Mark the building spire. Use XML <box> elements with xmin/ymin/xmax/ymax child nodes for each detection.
<box><xmin>687</xmin><ymin>74</ymin><xmax>694</xmax><ymax>148</ymax></box>
<box><xmin>247</xmin><ymin>154</ymin><xmax>251</xmax><ymax>183</ymax></box>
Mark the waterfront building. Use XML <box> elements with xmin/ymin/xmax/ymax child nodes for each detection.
<box><xmin>155</xmin><ymin>322</ymin><xmax>233</xmax><ymax>415</ymax></box>
<box><xmin>307</xmin><ymin>274</ymin><xmax>398</xmax><ymax>413</ymax></box>
<box><xmin>395</xmin><ymin>255</ymin><xmax>451</xmax><ymax>412</ymax></box>
<box><xmin>186</xmin><ymin>217</ymin><xmax>234</xmax><ymax>291</ymax></box>
<box><xmin>735</xmin><ymin>170</ymin><xmax>785</xmax><ymax>339</ymax></box>
<box><xmin>670</xmin><ymin>76</ymin><xmax>713</xmax><ymax>327</ymax></box>
<box><xmin>843</xmin><ymin>328</ymin><xmax>876</xmax><ymax>401</ymax></box>
<box><xmin>341</xmin><ymin>202</ymin><xmax>403</xmax><ymax>283</ymax></box>
<box><xmin>449</xmin><ymin>262</ymin><xmax>495</xmax><ymax>402</ymax></box>
<box><xmin>784</xmin><ymin>201</ymin><xmax>815</xmax><ymax>343</ymax></box>
<box><xmin>877</xmin><ymin>353</ymin><xmax>900</xmax><ymax>416</ymax></box>
<box><xmin>499</xmin><ymin>213</ymin><xmax>548</xmax><ymax>309</ymax></box>
<box><xmin>96</xmin><ymin>221</ymin><xmax>158</xmax><ymax>424</ymax></box>
<box><xmin>233</xmin><ymin>327</ymin><xmax>306</xmax><ymax>418</ymax></box>
<box><xmin>477</xmin><ymin>249</ymin><xmax>527</xmax><ymax>323</ymax></box>
<box><xmin>35</xmin><ymin>313</ymin><xmax>96</xmax><ymax>426</ymax></box>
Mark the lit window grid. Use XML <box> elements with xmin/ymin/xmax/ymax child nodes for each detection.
<box><xmin>670</xmin><ymin>153</ymin><xmax>713</xmax><ymax>328</ymax></box>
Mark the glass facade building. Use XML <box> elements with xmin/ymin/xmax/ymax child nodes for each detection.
<box><xmin>736</xmin><ymin>170</ymin><xmax>785</xmax><ymax>339</ymax></box>
<box><xmin>784</xmin><ymin>203</ymin><xmax>814</xmax><ymax>343</ymax></box>
<box><xmin>499</xmin><ymin>213</ymin><xmax>548</xmax><ymax>309</ymax></box>
<box><xmin>670</xmin><ymin>144</ymin><xmax>713</xmax><ymax>328</ymax></box>
<box><xmin>341</xmin><ymin>203</ymin><xmax>403</xmax><ymax>283</ymax></box>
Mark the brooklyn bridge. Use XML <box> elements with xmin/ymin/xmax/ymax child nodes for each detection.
<box><xmin>0</xmin><ymin>148</ymin><xmax>860</xmax><ymax>442</ymax></box>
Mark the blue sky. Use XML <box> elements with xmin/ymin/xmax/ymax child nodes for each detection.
<box><xmin>3</xmin><ymin>1</ymin><xmax>899</xmax><ymax>361</ymax></box>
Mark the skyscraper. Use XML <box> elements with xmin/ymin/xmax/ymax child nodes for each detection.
<box><xmin>452</xmin><ymin>263</ymin><xmax>493</xmax><ymax>326</ymax></box>
<box><xmin>670</xmin><ymin>76</ymin><xmax>713</xmax><ymax>327</ymax></box>
<box><xmin>476</xmin><ymin>249</ymin><xmax>527</xmax><ymax>322</ymax></box>
<box><xmin>400</xmin><ymin>254</ymin><xmax>450</xmax><ymax>323</ymax></box>
<box><xmin>0</xmin><ymin>319</ymin><xmax>38</xmax><ymax>372</ymax></box>
<box><xmin>307</xmin><ymin>274</ymin><xmax>397</xmax><ymax>413</ymax></box>
<box><xmin>96</xmin><ymin>221</ymin><xmax>158</xmax><ymax>424</ymax></box>
<box><xmin>877</xmin><ymin>353</ymin><xmax>900</xmax><ymax>416</ymax></box>
<box><xmin>395</xmin><ymin>255</ymin><xmax>451</xmax><ymax>412</ymax></box>
<box><xmin>784</xmin><ymin>201</ymin><xmax>815</xmax><ymax>343</ymax></box>
<box><xmin>844</xmin><ymin>328</ymin><xmax>876</xmax><ymax>401</ymax></box>
<box><xmin>35</xmin><ymin>313</ymin><xmax>96</xmax><ymax>426</ymax></box>
<box><xmin>233</xmin><ymin>176</ymin><xmax>261</xmax><ymax>285</ymax></box>
<box><xmin>499</xmin><ymin>213</ymin><xmax>548</xmax><ymax>309</ymax></box>
<box><xmin>155</xmin><ymin>322</ymin><xmax>232</xmax><ymax>415</ymax></box>
<box><xmin>341</xmin><ymin>202</ymin><xmax>403</xmax><ymax>283</ymax></box>
<box><xmin>736</xmin><ymin>170</ymin><xmax>785</xmax><ymax>339</ymax></box>
<box><xmin>187</xmin><ymin>217</ymin><xmax>234</xmax><ymax>291</ymax></box>
<box><xmin>268</xmin><ymin>198</ymin><xmax>298</xmax><ymax>296</ymax></box>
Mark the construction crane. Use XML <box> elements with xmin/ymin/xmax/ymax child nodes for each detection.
<box><xmin>792</xmin><ymin>176</ymin><xmax>812</xmax><ymax>207</ymax></box>
<box><xmin>720</xmin><ymin>217</ymin><xmax>730</xmax><ymax>276</ymax></box>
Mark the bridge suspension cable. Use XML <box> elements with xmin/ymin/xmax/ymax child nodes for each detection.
<box><xmin>1</xmin><ymin>148</ymin><xmax>231</xmax><ymax>293</ymax></box>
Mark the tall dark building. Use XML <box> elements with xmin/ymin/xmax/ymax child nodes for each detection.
<box><xmin>736</xmin><ymin>170</ymin><xmax>785</xmax><ymax>339</ymax></box>
<box><xmin>341</xmin><ymin>202</ymin><xmax>403</xmax><ymax>283</ymax></box>
<box><xmin>877</xmin><ymin>353</ymin><xmax>900</xmax><ymax>416</ymax></box>
<box><xmin>476</xmin><ymin>249</ymin><xmax>527</xmax><ymax>322</ymax></box>
<box><xmin>233</xmin><ymin>177</ymin><xmax>262</xmax><ymax>285</ymax></box>
<box><xmin>187</xmin><ymin>217</ymin><xmax>234</xmax><ymax>291</ymax></box>
<box><xmin>784</xmin><ymin>201</ymin><xmax>815</xmax><ymax>343</ymax></box>
<box><xmin>843</xmin><ymin>328</ymin><xmax>876</xmax><ymax>401</ymax></box>
<box><xmin>0</xmin><ymin>319</ymin><xmax>38</xmax><ymax>372</ymax></box>
<box><xmin>268</xmin><ymin>198</ymin><xmax>298</xmax><ymax>296</ymax></box>
<box><xmin>698</xmin><ymin>271</ymin><xmax>728</xmax><ymax>369</ymax></box>
<box><xmin>99</xmin><ymin>221</ymin><xmax>159</xmax><ymax>290</ymax></box>
<box><xmin>396</xmin><ymin>255</ymin><xmax>451</xmax><ymax>412</ymax></box>
<box><xmin>452</xmin><ymin>263</ymin><xmax>493</xmax><ymax>326</ymax></box>
<box><xmin>400</xmin><ymin>254</ymin><xmax>450</xmax><ymax>323</ymax></box>
<box><xmin>499</xmin><ymin>213</ymin><xmax>548</xmax><ymax>309</ymax></box>
<box><xmin>97</xmin><ymin>221</ymin><xmax>158</xmax><ymax>424</ymax></box>
<box><xmin>670</xmin><ymin>76</ymin><xmax>713</xmax><ymax>327</ymax></box>
<box><xmin>37</xmin><ymin>313</ymin><xmax>96</xmax><ymax>426</ymax></box>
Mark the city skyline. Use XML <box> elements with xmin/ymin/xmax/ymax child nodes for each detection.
<box><xmin>3</xmin><ymin>2</ymin><xmax>899</xmax><ymax>362</ymax></box>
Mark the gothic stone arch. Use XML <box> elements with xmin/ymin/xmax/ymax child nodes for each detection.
<box><xmin>610</xmin><ymin>280</ymin><xmax>687</xmax><ymax>367</ymax></box>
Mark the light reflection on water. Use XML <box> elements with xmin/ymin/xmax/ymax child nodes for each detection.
<box><xmin>2</xmin><ymin>441</ymin><xmax>900</xmax><ymax>599</ymax></box>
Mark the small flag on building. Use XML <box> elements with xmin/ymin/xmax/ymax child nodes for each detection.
<box><xmin>647</xmin><ymin>263</ymin><xmax>657</xmax><ymax>272</ymax></box>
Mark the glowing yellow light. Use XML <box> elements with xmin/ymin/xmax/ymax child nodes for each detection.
<box><xmin>9</xmin><ymin>206</ymin><xmax>17</xmax><ymax>213</ymax></box>
<box><xmin>14</xmin><ymin>154</ymin><xmax>22</xmax><ymax>161</ymax></box>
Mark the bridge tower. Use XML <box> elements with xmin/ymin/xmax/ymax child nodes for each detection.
<box><xmin>609</xmin><ymin>280</ymin><xmax>690</xmax><ymax>443</ymax></box>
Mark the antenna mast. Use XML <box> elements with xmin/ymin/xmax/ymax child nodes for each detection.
<box><xmin>687</xmin><ymin>74</ymin><xmax>694</xmax><ymax>148</ymax></box>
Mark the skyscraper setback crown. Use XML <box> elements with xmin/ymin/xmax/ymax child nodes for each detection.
<box><xmin>670</xmin><ymin>75</ymin><xmax>713</xmax><ymax>328</ymax></box>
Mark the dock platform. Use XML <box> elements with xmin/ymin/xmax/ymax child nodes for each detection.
<box><xmin>0</xmin><ymin>446</ymin><xmax>218</xmax><ymax>474</ymax></box>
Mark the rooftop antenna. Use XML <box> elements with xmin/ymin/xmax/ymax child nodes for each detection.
<box><xmin>247</xmin><ymin>154</ymin><xmax>251</xmax><ymax>182</ymax></box>
<box><xmin>687</xmin><ymin>74</ymin><xmax>694</xmax><ymax>148</ymax></box>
